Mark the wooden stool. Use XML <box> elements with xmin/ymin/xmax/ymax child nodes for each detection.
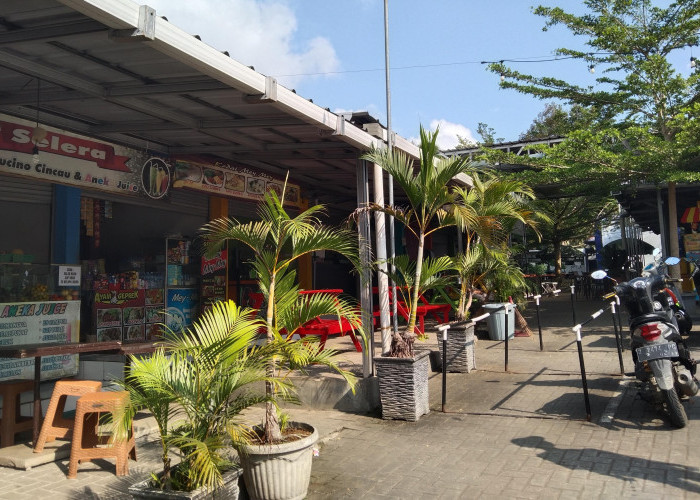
<box><xmin>33</xmin><ymin>379</ymin><xmax>102</xmax><ymax>453</ymax></box>
<box><xmin>67</xmin><ymin>391</ymin><xmax>136</xmax><ymax>479</ymax></box>
<box><xmin>0</xmin><ymin>380</ymin><xmax>34</xmax><ymax>447</ymax></box>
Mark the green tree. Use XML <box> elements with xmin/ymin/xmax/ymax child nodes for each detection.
<box><xmin>488</xmin><ymin>0</ymin><xmax>700</xmax><ymax>193</ymax></box>
<box><xmin>535</xmin><ymin>196</ymin><xmax>617</xmax><ymax>276</ymax></box>
<box><xmin>519</xmin><ymin>103</ymin><xmax>591</xmax><ymax>140</ymax></box>
<box><xmin>362</xmin><ymin>126</ymin><xmax>472</xmax><ymax>357</ymax></box>
<box><xmin>201</xmin><ymin>188</ymin><xmax>362</xmax><ymax>443</ymax></box>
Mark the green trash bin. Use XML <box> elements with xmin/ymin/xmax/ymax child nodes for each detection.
<box><xmin>484</xmin><ymin>303</ymin><xmax>515</xmax><ymax>341</ymax></box>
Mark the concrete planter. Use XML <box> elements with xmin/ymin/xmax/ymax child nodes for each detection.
<box><xmin>129</xmin><ymin>466</ymin><xmax>242</xmax><ymax>500</ymax></box>
<box><xmin>239</xmin><ymin>422</ymin><xmax>318</xmax><ymax>500</ymax></box>
<box><xmin>374</xmin><ymin>350</ymin><xmax>430</xmax><ymax>421</ymax></box>
<box><xmin>436</xmin><ymin>322</ymin><xmax>476</xmax><ymax>373</ymax></box>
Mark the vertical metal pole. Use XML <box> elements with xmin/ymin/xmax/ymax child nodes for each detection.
<box><xmin>657</xmin><ymin>188</ymin><xmax>668</xmax><ymax>260</ymax></box>
<box><xmin>357</xmin><ymin>160</ymin><xmax>374</xmax><ymax>377</ymax></box>
<box><xmin>614</xmin><ymin>296</ymin><xmax>624</xmax><ymax>352</ymax></box>
<box><xmin>442</xmin><ymin>327</ymin><xmax>448</xmax><ymax>412</ymax></box>
<box><xmin>372</xmin><ymin>161</ymin><xmax>391</xmax><ymax>354</ymax></box>
<box><xmin>574</xmin><ymin>326</ymin><xmax>592</xmax><ymax>421</ymax></box>
<box><xmin>383</xmin><ymin>0</ymin><xmax>399</xmax><ymax>337</ymax></box>
<box><xmin>570</xmin><ymin>284</ymin><xmax>577</xmax><ymax>325</ymax></box>
<box><xmin>32</xmin><ymin>356</ymin><xmax>41</xmax><ymax>445</ymax></box>
<box><xmin>610</xmin><ymin>302</ymin><xmax>625</xmax><ymax>375</ymax></box>
<box><xmin>504</xmin><ymin>304</ymin><xmax>509</xmax><ymax>372</ymax></box>
<box><xmin>535</xmin><ymin>295</ymin><xmax>544</xmax><ymax>351</ymax></box>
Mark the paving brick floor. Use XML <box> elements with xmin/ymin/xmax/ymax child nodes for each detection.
<box><xmin>0</xmin><ymin>293</ymin><xmax>699</xmax><ymax>498</ymax></box>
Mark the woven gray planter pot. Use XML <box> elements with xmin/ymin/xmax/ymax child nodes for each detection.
<box><xmin>374</xmin><ymin>350</ymin><xmax>430</xmax><ymax>421</ymax></box>
<box><xmin>239</xmin><ymin>422</ymin><xmax>318</xmax><ymax>500</ymax></box>
<box><xmin>437</xmin><ymin>322</ymin><xmax>476</xmax><ymax>373</ymax></box>
<box><xmin>129</xmin><ymin>466</ymin><xmax>242</xmax><ymax>499</ymax></box>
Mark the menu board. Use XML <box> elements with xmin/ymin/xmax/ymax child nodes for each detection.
<box><xmin>201</xmin><ymin>250</ymin><xmax>227</xmax><ymax>312</ymax></box>
<box><xmin>0</xmin><ymin>300</ymin><xmax>80</xmax><ymax>381</ymax></box>
<box><xmin>172</xmin><ymin>159</ymin><xmax>301</xmax><ymax>208</ymax></box>
<box><xmin>94</xmin><ymin>288</ymin><xmax>146</xmax><ymax>342</ymax></box>
<box><xmin>145</xmin><ymin>288</ymin><xmax>165</xmax><ymax>340</ymax></box>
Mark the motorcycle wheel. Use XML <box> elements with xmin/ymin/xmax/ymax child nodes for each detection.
<box><xmin>662</xmin><ymin>389</ymin><xmax>688</xmax><ymax>428</ymax></box>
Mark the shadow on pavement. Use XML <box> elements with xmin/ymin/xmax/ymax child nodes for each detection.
<box><xmin>512</xmin><ymin>435</ymin><xmax>700</xmax><ymax>494</ymax></box>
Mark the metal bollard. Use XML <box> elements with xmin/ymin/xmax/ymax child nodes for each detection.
<box><xmin>534</xmin><ymin>294</ymin><xmax>543</xmax><ymax>351</ymax></box>
<box><xmin>438</xmin><ymin>324</ymin><xmax>450</xmax><ymax>413</ymax></box>
<box><xmin>611</xmin><ymin>301</ymin><xmax>625</xmax><ymax>375</ymax></box>
<box><xmin>573</xmin><ymin>324</ymin><xmax>592</xmax><ymax>422</ymax></box>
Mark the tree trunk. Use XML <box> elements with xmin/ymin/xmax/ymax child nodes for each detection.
<box><xmin>390</xmin><ymin>233</ymin><xmax>423</xmax><ymax>358</ymax></box>
<box><xmin>553</xmin><ymin>239</ymin><xmax>562</xmax><ymax>277</ymax></box>
<box><xmin>264</xmin><ymin>275</ymin><xmax>281</xmax><ymax>443</ymax></box>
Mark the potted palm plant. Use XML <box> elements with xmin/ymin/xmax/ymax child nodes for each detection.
<box><xmin>482</xmin><ymin>257</ymin><xmax>530</xmax><ymax>340</ymax></box>
<box><xmin>446</xmin><ymin>243</ymin><xmax>499</xmax><ymax>372</ymax></box>
<box><xmin>361</xmin><ymin>125</ymin><xmax>471</xmax><ymax>420</ymax></box>
<box><xmin>122</xmin><ymin>300</ymin><xmax>278</xmax><ymax>499</ymax></box>
<box><xmin>200</xmin><ymin>185</ymin><xmax>364</xmax><ymax>500</ymax></box>
<box><xmin>451</xmin><ymin>172</ymin><xmax>542</xmax><ymax>342</ymax></box>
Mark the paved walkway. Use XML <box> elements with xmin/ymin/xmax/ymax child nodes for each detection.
<box><xmin>0</xmin><ymin>293</ymin><xmax>698</xmax><ymax>498</ymax></box>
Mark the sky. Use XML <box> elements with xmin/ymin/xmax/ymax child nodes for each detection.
<box><xmin>143</xmin><ymin>0</ymin><xmax>696</xmax><ymax>150</ymax></box>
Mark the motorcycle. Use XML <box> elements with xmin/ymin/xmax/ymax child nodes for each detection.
<box><xmin>592</xmin><ymin>259</ymin><xmax>698</xmax><ymax>428</ymax></box>
<box><xmin>643</xmin><ymin>252</ymin><xmax>692</xmax><ymax>336</ymax></box>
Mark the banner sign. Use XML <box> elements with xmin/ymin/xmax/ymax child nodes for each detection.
<box><xmin>201</xmin><ymin>250</ymin><xmax>227</xmax><ymax>310</ymax></box>
<box><xmin>172</xmin><ymin>159</ymin><xmax>301</xmax><ymax>208</ymax></box>
<box><xmin>0</xmin><ymin>300</ymin><xmax>80</xmax><ymax>381</ymax></box>
<box><xmin>0</xmin><ymin>114</ymin><xmax>166</xmax><ymax>198</ymax></box>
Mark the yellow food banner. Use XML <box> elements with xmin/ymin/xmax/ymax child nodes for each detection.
<box><xmin>172</xmin><ymin>159</ymin><xmax>301</xmax><ymax>208</ymax></box>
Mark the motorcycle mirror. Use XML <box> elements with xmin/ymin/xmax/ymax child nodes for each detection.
<box><xmin>591</xmin><ymin>270</ymin><xmax>608</xmax><ymax>280</ymax></box>
<box><xmin>643</xmin><ymin>263</ymin><xmax>654</xmax><ymax>271</ymax></box>
<box><xmin>665</xmin><ymin>256</ymin><xmax>680</xmax><ymax>266</ymax></box>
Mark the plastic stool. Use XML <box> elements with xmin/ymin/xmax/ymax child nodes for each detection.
<box><xmin>67</xmin><ymin>391</ymin><xmax>136</xmax><ymax>478</ymax></box>
<box><xmin>0</xmin><ymin>380</ymin><xmax>34</xmax><ymax>447</ymax></box>
<box><xmin>33</xmin><ymin>379</ymin><xmax>102</xmax><ymax>453</ymax></box>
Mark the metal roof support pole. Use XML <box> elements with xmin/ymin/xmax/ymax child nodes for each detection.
<box><xmin>668</xmin><ymin>182</ymin><xmax>681</xmax><ymax>278</ymax></box>
<box><xmin>357</xmin><ymin>159</ymin><xmax>374</xmax><ymax>377</ymax></box>
<box><xmin>657</xmin><ymin>187</ymin><xmax>668</xmax><ymax>259</ymax></box>
<box><xmin>619</xmin><ymin>208</ymin><xmax>629</xmax><ymax>280</ymax></box>
<box><xmin>373</xmin><ymin>160</ymin><xmax>392</xmax><ymax>355</ymax></box>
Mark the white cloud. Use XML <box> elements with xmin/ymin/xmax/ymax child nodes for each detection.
<box><xmin>408</xmin><ymin>120</ymin><xmax>476</xmax><ymax>150</ymax></box>
<box><xmin>145</xmin><ymin>0</ymin><xmax>339</xmax><ymax>88</ymax></box>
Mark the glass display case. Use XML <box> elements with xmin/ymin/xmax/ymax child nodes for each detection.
<box><xmin>0</xmin><ymin>263</ymin><xmax>80</xmax><ymax>302</ymax></box>
<box><xmin>164</xmin><ymin>237</ymin><xmax>199</xmax><ymax>332</ymax></box>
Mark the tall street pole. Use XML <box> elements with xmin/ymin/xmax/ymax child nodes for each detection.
<box><xmin>384</xmin><ymin>0</ymin><xmax>399</xmax><ymax>336</ymax></box>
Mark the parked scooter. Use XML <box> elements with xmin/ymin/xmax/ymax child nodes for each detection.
<box><xmin>643</xmin><ymin>252</ymin><xmax>692</xmax><ymax>336</ymax></box>
<box><xmin>592</xmin><ymin>260</ymin><xmax>698</xmax><ymax>428</ymax></box>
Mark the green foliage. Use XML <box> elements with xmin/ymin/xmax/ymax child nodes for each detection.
<box><xmin>486</xmin><ymin>0</ymin><xmax>700</xmax><ymax>194</ymax></box>
<box><xmin>482</xmin><ymin>255</ymin><xmax>529</xmax><ymax>304</ymax></box>
<box><xmin>117</xmin><ymin>300</ymin><xmax>278</xmax><ymax>493</ymax></box>
<box><xmin>200</xmin><ymin>183</ymin><xmax>363</xmax><ymax>442</ymax></box>
<box><xmin>361</xmin><ymin>125</ymin><xmax>472</xmax><ymax>357</ymax></box>
<box><xmin>452</xmin><ymin>172</ymin><xmax>543</xmax><ymax>248</ymax></box>
<box><xmin>382</xmin><ymin>254</ymin><xmax>453</xmax><ymax>336</ymax></box>
<box><xmin>520</xmin><ymin>103</ymin><xmax>592</xmax><ymax>141</ymax></box>
<box><xmin>534</xmin><ymin>196</ymin><xmax>617</xmax><ymax>275</ymax></box>
<box><xmin>476</xmin><ymin>122</ymin><xmax>504</xmax><ymax>146</ymax></box>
